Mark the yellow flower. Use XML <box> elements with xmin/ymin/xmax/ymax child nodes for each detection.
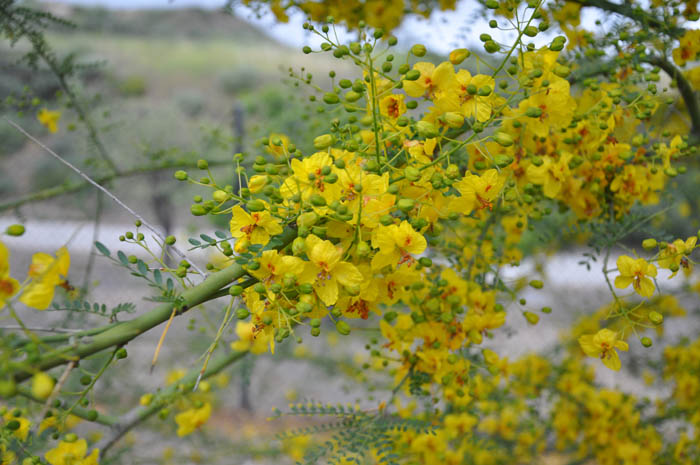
<box><xmin>37</xmin><ymin>108</ymin><xmax>61</xmax><ymax>133</ymax></box>
<box><xmin>370</xmin><ymin>221</ymin><xmax>427</xmax><ymax>271</ymax></box>
<box><xmin>229</xmin><ymin>205</ymin><xmax>283</xmax><ymax>246</ymax></box>
<box><xmin>0</xmin><ymin>241</ymin><xmax>20</xmax><ymax>308</ymax></box>
<box><xmin>449</xmin><ymin>169</ymin><xmax>504</xmax><ymax>215</ymax></box>
<box><xmin>379</xmin><ymin>94</ymin><xmax>406</xmax><ymax>119</ymax></box>
<box><xmin>403</xmin><ymin>61</ymin><xmax>458</xmax><ymax>100</ymax></box>
<box><xmin>20</xmin><ymin>246</ymin><xmax>70</xmax><ymax>310</ymax></box>
<box><xmin>175</xmin><ymin>402</ymin><xmax>212</xmax><ymax>437</ymax></box>
<box><xmin>3</xmin><ymin>411</ymin><xmax>31</xmax><ymax>441</ymax></box>
<box><xmin>517</xmin><ymin>77</ymin><xmax>574</xmax><ymax>137</ymax></box>
<box><xmin>32</xmin><ymin>371</ymin><xmax>55</xmax><ymax>400</ymax></box>
<box><xmin>526</xmin><ymin>153</ymin><xmax>572</xmax><ymax>198</ymax></box>
<box><xmin>45</xmin><ymin>439</ymin><xmax>99</xmax><ymax>465</ymax></box>
<box><xmin>672</xmin><ymin>29</ymin><xmax>700</xmax><ymax>66</ymax></box>
<box><xmin>614</xmin><ymin>255</ymin><xmax>657</xmax><ymax>298</ymax></box>
<box><xmin>300</xmin><ymin>234</ymin><xmax>363</xmax><ymax>306</ymax></box>
<box><xmin>578</xmin><ymin>328</ymin><xmax>629</xmax><ymax>371</ymax></box>
<box><xmin>231</xmin><ymin>321</ymin><xmax>272</xmax><ymax>354</ymax></box>
<box><xmin>658</xmin><ymin>237</ymin><xmax>697</xmax><ymax>277</ymax></box>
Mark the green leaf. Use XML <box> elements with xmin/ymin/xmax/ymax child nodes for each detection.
<box><xmin>200</xmin><ymin>234</ymin><xmax>216</xmax><ymax>244</ymax></box>
<box><xmin>95</xmin><ymin>241</ymin><xmax>110</xmax><ymax>257</ymax></box>
<box><xmin>215</xmin><ymin>230</ymin><xmax>227</xmax><ymax>239</ymax></box>
<box><xmin>117</xmin><ymin>251</ymin><xmax>129</xmax><ymax>266</ymax></box>
<box><xmin>153</xmin><ymin>269</ymin><xmax>162</xmax><ymax>286</ymax></box>
<box><xmin>137</xmin><ymin>260</ymin><xmax>148</xmax><ymax>276</ymax></box>
<box><xmin>188</xmin><ymin>238</ymin><xmax>201</xmax><ymax>246</ymax></box>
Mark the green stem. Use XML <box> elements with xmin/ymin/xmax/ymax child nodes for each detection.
<box><xmin>10</xmin><ymin>228</ymin><xmax>296</xmax><ymax>383</ymax></box>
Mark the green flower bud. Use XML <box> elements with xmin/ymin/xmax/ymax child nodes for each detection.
<box><xmin>404</xmin><ymin>69</ymin><xmax>421</xmax><ymax>81</ymax></box>
<box><xmin>236</xmin><ymin>308</ymin><xmax>250</xmax><ymax>319</ymax></box>
<box><xmin>523</xmin><ymin>311</ymin><xmax>539</xmax><ymax>325</ymax></box>
<box><xmin>449</xmin><ymin>48</ymin><xmax>470</xmax><ymax>65</ymax></box>
<box><xmin>5</xmin><ymin>224</ymin><xmax>25</xmax><ymax>236</ymax></box>
<box><xmin>484</xmin><ymin>40</ymin><xmax>500</xmax><ymax>53</ymax></box>
<box><xmin>642</xmin><ymin>238</ymin><xmax>657</xmax><ymax>250</ymax></box>
<box><xmin>356</xmin><ymin>241</ymin><xmax>371</xmax><ymax>257</ymax></box>
<box><xmin>524</xmin><ymin>26</ymin><xmax>538</xmax><ymax>37</ymax></box>
<box><xmin>493</xmin><ymin>131</ymin><xmax>514</xmax><ymax>147</ymax></box>
<box><xmin>174</xmin><ymin>170</ymin><xmax>188</xmax><ymax>181</ymax></box>
<box><xmin>335</xmin><ymin>320</ymin><xmax>351</xmax><ymax>335</ymax></box>
<box><xmin>212</xmin><ymin>190</ymin><xmax>228</xmax><ymax>203</ymax></box>
<box><xmin>116</xmin><ymin>348</ymin><xmax>128</xmax><ymax>359</ymax></box>
<box><xmin>397</xmin><ymin>198</ymin><xmax>415</xmax><ymax>213</ymax></box>
<box><xmin>246</xmin><ymin>199</ymin><xmax>265</xmax><ymax>212</ymax></box>
<box><xmin>345</xmin><ymin>90</ymin><xmax>362</xmax><ymax>102</ymax></box>
<box><xmin>641</xmin><ymin>337</ymin><xmax>653</xmax><ymax>347</ymax></box>
<box><xmin>404</xmin><ymin>166</ymin><xmax>421</xmax><ymax>181</ymax></box>
<box><xmin>323</xmin><ymin>92</ymin><xmax>340</xmax><ymax>105</ymax></box>
<box><xmin>494</xmin><ymin>154</ymin><xmax>513</xmax><ymax>168</ymax></box>
<box><xmin>648</xmin><ymin>311</ymin><xmax>663</xmax><ymax>325</ymax></box>
<box><xmin>197</xmin><ymin>159</ymin><xmax>208</xmax><ymax>170</ymax></box>
<box><xmin>314</xmin><ymin>134</ymin><xmax>334</xmax><ymax>150</ymax></box>
<box><xmin>229</xmin><ymin>285</ymin><xmax>244</xmax><ymax>296</ymax></box>
<box><xmin>298</xmin><ymin>283</ymin><xmax>314</xmax><ymax>294</ymax></box>
<box><xmin>529</xmin><ymin>280</ymin><xmax>544</xmax><ymax>289</ymax></box>
<box><xmin>410</xmin><ymin>44</ymin><xmax>427</xmax><ymax>57</ymax></box>
<box><xmin>416</xmin><ymin>120</ymin><xmax>439</xmax><ymax>138</ymax></box>
<box><xmin>80</xmin><ymin>375</ymin><xmax>92</xmax><ymax>386</ymax></box>
<box><xmin>309</xmin><ymin>194</ymin><xmax>327</xmax><ymax>207</ymax></box>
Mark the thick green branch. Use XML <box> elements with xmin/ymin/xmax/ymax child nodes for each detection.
<box><xmin>569</xmin><ymin>0</ymin><xmax>685</xmax><ymax>37</ymax></box>
<box><xmin>11</xmin><ymin>228</ymin><xmax>296</xmax><ymax>383</ymax></box>
<box><xmin>644</xmin><ymin>55</ymin><xmax>700</xmax><ymax>143</ymax></box>
<box><xmin>96</xmin><ymin>348</ymin><xmax>248</xmax><ymax>457</ymax></box>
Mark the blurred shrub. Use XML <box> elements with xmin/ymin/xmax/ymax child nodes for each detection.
<box><xmin>176</xmin><ymin>91</ymin><xmax>206</xmax><ymax>118</ymax></box>
<box><xmin>0</xmin><ymin>116</ymin><xmax>27</xmax><ymax>157</ymax></box>
<box><xmin>219</xmin><ymin>69</ymin><xmax>263</xmax><ymax>95</ymax></box>
<box><xmin>118</xmin><ymin>76</ymin><xmax>147</xmax><ymax>97</ymax></box>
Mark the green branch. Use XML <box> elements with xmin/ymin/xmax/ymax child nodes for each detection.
<box><xmin>569</xmin><ymin>0</ymin><xmax>685</xmax><ymax>37</ymax></box>
<box><xmin>11</xmin><ymin>228</ymin><xmax>296</xmax><ymax>383</ymax></box>
<box><xmin>0</xmin><ymin>159</ymin><xmax>231</xmax><ymax>212</ymax></box>
<box><xmin>96</xmin><ymin>347</ymin><xmax>249</xmax><ymax>457</ymax></box>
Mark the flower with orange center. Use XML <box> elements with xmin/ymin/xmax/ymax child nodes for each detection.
<box><xmin>371</xmin><ymin>221</ymin><xmax>427</xmax><ymax>271</ymax></box>
<box><xmin>379</xmin><ymin>94</ymin><xmax>406</xmax><ymax>119</ymax></box>
<box><xmin>20</xmin><ymin>246</ymin><xmax>70</xmax><ymax>310</ymax></box>
<box><xmin>229</xmin><ymin>205</ymin><xmax>283</xmax><ymax>246</ymax></box>
<box><xmin>578</xmin><ymin>328</ymin><xmax>629</xmax><ymax>371</ymax></box>
<box><xmin>614</xmin><ymin>255</ymin><xmax>657</xmax><ymax>298</ymax></box>
<box><xmin>449</xmin><ymin>169</ymin><xmax>505</xmax><ymax>215</ymax></box>
<box><xmin>0</xmin><ymin>241</ymin><xmax>20</xmax><ymax>308</ymax></box>
<box><xmin>300</xmin><ymin>234</ymin><xmax>363</xmax><ymax>306</ymax></box>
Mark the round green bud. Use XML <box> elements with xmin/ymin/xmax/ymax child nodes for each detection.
<box><xmin>246</xmin><ymin>200</ymin><xmax>265</xmax><ymax>212</ymax></box>
<box><xmin>311</xmin><ymin>327</ymin><xmax>321</xmax><ymax>337</ymax></box>
<box><xmin>165</xmin><ymin>235</ymin><xmax>176</xmax><ymax>246</ymax></box>
<box><xmin>641</xmin><ymin>337</ymin><xmax>653</xmax><ymax>347</ymax></box>
<box><xmin>5</xmin><ymin>224</ymin><xmax>25</xmax><ymax>236</ymax></box>
<box><xmin>236</xmin><ymin>308</ymin><xmax>250</xmax><ymax>319</ymax></box>
<box><xmin>529</xmin><ymin>280</ymin><xmax>544</xmax><ymax>289</ymax></box>
<box><xmin>493</xmin><ymin>131</ymin><xmax>514</xmax><ymax>147</ymax></box>
<box><xmin>648</xmin><ymin>311</ymin><xmax>663</xmax><ymax>325</ymax></box>
<box><xmin>197</xmin><ymin>159</ymin><xmax>208</xmax><ymax>170</ymax></box>
<box><xmin>523</xmin><ymin>311</ymin><xmax>539</xmax><ymax>325</ymax></box>
<box><xmin>642</xmin><ymin>238</ymin><xmax>657</xmax><ymax>250</ymax></box>
<box><xmin>116</xmin><ymin>348</ymin><xmax>128</xmax><ymax>359</ymax></box>
<box><xmin>0</xmin><ymin>379</ymin><xmax>17</xmax><ymax>398</ymax></box>
<box><xmin>229</xmin><ymin>285</ymin><xmax>244</xmax><ymax>296</ymax></box>
<box><xmin>302</xmin><ymin>46</ymin><xmax>312</xmax><ymax>54</ymax></box>
<box><xmin>335</xmin><ymin>320</ymin><xmax>351</xmax><ymax>335</ymax></box>
<box><xmin>397</xmin><ymin>198</ymin><xmax>415</xmax><ymax>213</ymax></box>
<box><xmin>410</xmin><ymin>44</ymin><xmax>427</xmax><ymax>57</ymax></box>
<box><xmin>191</xmin><ymin>203</ymin><xmax>211</xmax><ymax>216</ymax></box>
<box><xmin>419</xmin><ymin>257</ymin><xmax>432</xmax><ymax>267</ymax></box>
<box><xmin>323</xmin><ymin>92</ymin><xmax>340</xmax><ymax>105</ymax></box>
<box><xmin>174</xmin><ymin>170</ymin><xmax>188</xmax><ymax>181</ymax></box>
<box><xmin>80</xmin><ymin>375</ymin><xmax>92</xmax><ymax>386</ymax></box>
<box><xmin>404</xmin><ymin>69</ymin><xmax>421</xmax><ymax>81</ymax></box>
<box><xmin>254</xmin><ymin>283</ymin><xmax>266</xmax><ymax>294</ymax></box>
<box><xmin>313</xmin><ymin>134</ymin><xmax>334</xmax><ymax>150</ymax></box>
<box><xmin>86</xmin><ymin>410</ymin><xmax>98</xmax><ymax>421</ymax></box>
<box><xmin>298</xmin><ymin>283</ymin><xmax>314</xmax><ymax>294</ymax></box>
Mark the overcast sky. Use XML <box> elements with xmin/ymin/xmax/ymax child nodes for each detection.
<box><xmin>46</xmin><ymin>0</ymin><xmax>571</xmax><ymax>55</ymax></box>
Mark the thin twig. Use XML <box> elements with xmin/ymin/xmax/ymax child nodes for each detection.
<box><xmin>35</xmin><ymin>360</ymin><xmax>76</xmax><ymax>433</ymax></box>
<box><xmin>0</xmin><ymin>325</ymin><xmax>82</xmax><ymax>333</ymax></box>
<box><xmin>5</xmin><ymin>118</ymin><xmax>208</xmax><ymax>279</ymax></box>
